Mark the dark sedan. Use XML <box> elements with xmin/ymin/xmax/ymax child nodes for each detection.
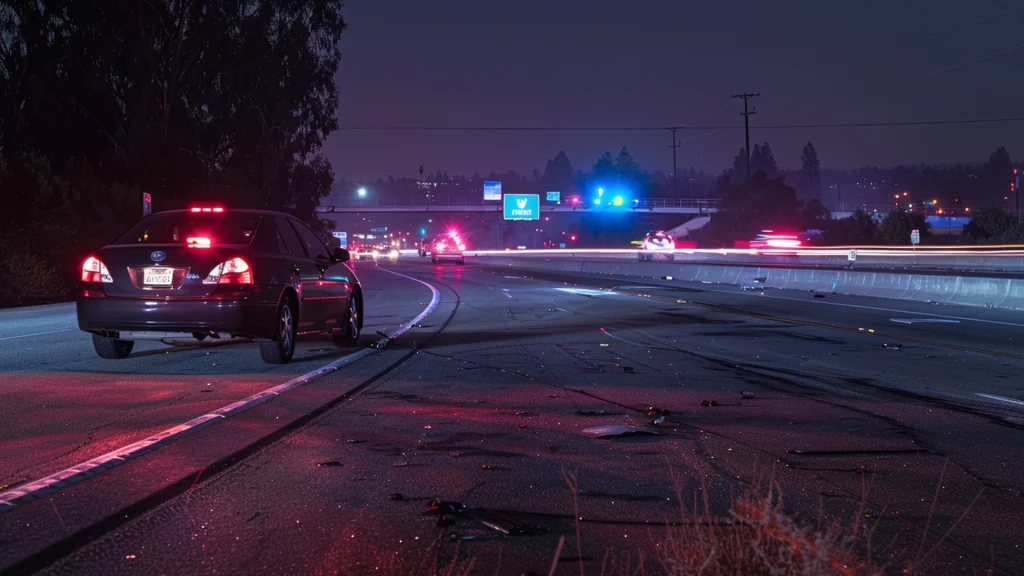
<box><xmin>77</xmin><ymin>207</ymin><xmax>363</xmax><ymax>364</ymax></box>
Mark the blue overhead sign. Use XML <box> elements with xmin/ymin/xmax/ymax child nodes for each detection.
<box><xmin>483</xmin><ymin>181</ymin><xmax>502</xmax><ymax>201</ymax></box>
<box><xmin>503</xmin><ymin>194</ymin><xmax>540</xmax><ymax>220</ymax></box>
<box><xmin>332</xmin><ymin>231</ymin><xmax>348</xmax><ymax>248</ymax></box>
<box><xmin>546</xmin><ymin>191</ymin><xmax>560</xmax><ymax>203</ymax></box>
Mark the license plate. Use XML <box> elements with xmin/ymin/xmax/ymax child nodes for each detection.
<box><xmin>143</xmin><ymin>267</ymin><xmax>173</xmax><ymax>286</ymax></box>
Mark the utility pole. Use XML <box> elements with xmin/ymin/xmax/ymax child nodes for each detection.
<box><xmin>732</xmin><ymin>92</ymin><xmax>759</xmax><ymax>181</ymax></box>
<box><xmin>668</xmin><ymin>127</ymin><xmax>681</xmax><ymax>199</ymax></box>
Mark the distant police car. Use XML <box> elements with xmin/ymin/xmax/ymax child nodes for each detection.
<box><xmin>76</xmin><ymin>207</ymin><xmax>363</xmax><ymax>364</ymax></box>
<box><xmin>638</xmin><ymin>230</ymin><xmax>675</xmax><ymax>262</ymax></box>
<box><xmin>431</xmin><ymin>231</ymin><xmax>466</xmax><ymax>264</ymax></box>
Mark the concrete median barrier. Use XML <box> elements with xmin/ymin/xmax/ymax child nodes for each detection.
<box><xmin>472</xmin><ymin>256</ymin><xmax>1024</xmax><ymax>311</ymax></box>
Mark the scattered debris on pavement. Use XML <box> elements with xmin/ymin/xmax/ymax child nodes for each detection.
<box><xmin>882</xmin><ymin>343</ymin><xmax>903</xmax><ymax>350</ymax></box>
<box><xmin>389</xmin><ymin>493</ymin><xmax>404</xmax><ymax>501</ymax></box>
<box><xmin>575</xmin><ymin>409</ymin><xmax>618</xmax><ymax>416</ymax></box>
<box><xmin>701</xmin><ymin>400</ymin><xmax>718</xmax><ymax>407</ymax></box>
<box><xmin>581</xmin><ymin>424</ymin><xmax>659</xmax><ymax>438</ymax></box>
<box><xmin>740</xmin><ymin>391</ymin><xmax>757</xmax><ymax>399</ymax></box>
<box><xmin>316</xmin><ymin>461</ymin><xmax>343</xmax><ymax>468</ymax></box>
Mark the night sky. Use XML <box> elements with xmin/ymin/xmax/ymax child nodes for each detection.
<box><xmin>327</xmin><ymin>0</ymin><xmax>1024</xmax><ymax>181</ymax></box>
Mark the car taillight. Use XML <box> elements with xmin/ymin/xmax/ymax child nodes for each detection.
<box><xmin>457</xmin><ymin>243</ymin><xmax>466</xmax><ymax>251</ymax></box>
<box><xmin>187</xmin><ymin>237</ymin><xmax>211</xmax><ymax>248</ymax></box>
<box><xmin>82</xmin><ymin>256</ymin><xmax>113</xmax><ymax>283</ymax></box>
<box><xmin>766</xmin><ymin>237</ymin><xmax>801</xmax><ymax>248</ymax></box>
<box><xmin>204</xmin><ymin>258</ymin><xmax>252</xmax><ymax>284</ymax></box>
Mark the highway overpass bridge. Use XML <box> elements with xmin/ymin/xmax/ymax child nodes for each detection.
<box><xmin>315</xmin><ymin>197</ymin><xmax>718</xmax><ymax>215</ymax></box>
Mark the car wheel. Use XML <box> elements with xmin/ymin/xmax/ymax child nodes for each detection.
<box><xmin>260</xmin><ymin>297</ymin><xmax>297</xmax><ymax>364</ymax></box>
<box><xmin>457</xmin><ymin>258</ymin><xmax>465</xmax><ymax>265</ymax></box>
<box><xmin>333</xmin><ymin>292</ymin><xmax>361</xmax><ymax>348</ymax></box>
<box><xmin>431</xmin><ymin>256</ymin><xmax>438</xmax><ymax>263</ymax></box>
<box><xmin>92</xmin><ymin>333</ymin><xmax>134</xmax><ymax>359</ymax></box>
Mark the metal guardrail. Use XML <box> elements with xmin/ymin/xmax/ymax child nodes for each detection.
<box><xmin>463</xmin><ymin>247</ymin><xmax>1024</xmax><ymax>274</ymax></box>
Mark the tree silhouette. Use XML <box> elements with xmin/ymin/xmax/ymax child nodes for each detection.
<box><xmin>751</xmin><ymin>143</ymin><xmax>778</xmax><ymax>177</ymax></box>
<box><xmin>983</xmin><ymin>147</ymin><xmax>1012</xmax><ymax>207</ymax></box>
<box><xmin>800</xmin><ymin>142</ymin><xmax>821</xmax><ymax>199</ymax></box>
<box><xmin>542</xmin><ymin>150</ymin><xmax>575</xmax><ymax>192</ymax></box>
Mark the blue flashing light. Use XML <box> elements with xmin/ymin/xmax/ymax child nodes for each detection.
<box><xmin>419</xmin><ymin>228</ymin><xmax>426</xmax><ymax>236</ymax></box>
<box><xmin>593</xmin><ymin>198</ymin><xmax>602</xmax><ymax>205</ymax></box>
<box><xmin>612</xmin><ymin>196</ymin><xmax>624</xmax><ymax>207</ymax></box>
<box><xmin>597</xmin><ymin>188</ymin><xmax>604</xmax><ymax>196</ymax></box>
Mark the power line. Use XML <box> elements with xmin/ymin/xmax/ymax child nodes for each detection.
<box><xmin>335</xmin><ymin>117</ymin><xmax>1024</xmax><ymax>132</ymax></box>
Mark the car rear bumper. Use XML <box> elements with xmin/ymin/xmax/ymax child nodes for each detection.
<box><xmin>433</xmin><ymin>252</ymin><xmax>464</xmax><ymax>259</ymax></box>
<box><xmin>76</xmin><ymin>295</ymin><xmax>277</xmax><ymax>339</ymax></box>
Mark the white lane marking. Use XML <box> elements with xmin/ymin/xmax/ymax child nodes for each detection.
<box><xmin>503</xmin><ymin>276</ymin><xmax>521</xmax><ymax>279</ymax></box>
<box><xmin>975</xmin><ymin>393</ymin><xmax>1024</xmax><ymax>408</ymax></box>
<box><xmin>555</xmin><ymin>287</ymin><xmax>617</xmax><ymax>296</ymax></box>
<box><xmin>503</xmin><ymin>292</ymin><xmax>513</xmax><ymax>298</ymax></box>
<box><xmin>502</xmin><ymin>288</ymin><xmax>510</xmax><ymax>291</ymax></box>
<box><xmin>0</xmin><ymin>329</ymin><xmax>74</xmax><ymax>342</ymax></box>
<box><xmin>0</xmin><ymin>271</ymin><xmax>441</xmax><ymax>513</ymax></box>
<box><xmin>890</xmin><ymin>318</ymin><xmax>961</xmax><ymax>325</ymax></box>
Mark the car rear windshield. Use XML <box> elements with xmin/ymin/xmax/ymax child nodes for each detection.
<box><xmin>114</xmin><ymin>212</ymin><xmax>261</xmax><ymax>246</ymax></box>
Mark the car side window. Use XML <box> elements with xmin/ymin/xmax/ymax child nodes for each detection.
<box><xmin>276</xmin><ymin>218</ymin><xmax>306</xmax><ymax>257</ymax></box>
<box><xmin>289</xmin><ymin>219</ymin><xmax>330</xmax><ymax>260</ymax></box>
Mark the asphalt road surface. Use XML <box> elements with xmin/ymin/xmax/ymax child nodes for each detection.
<box><xmin>1</xmin><ymin>259</ymin><xmax>1023</xmax><ymax>575</ymax></box>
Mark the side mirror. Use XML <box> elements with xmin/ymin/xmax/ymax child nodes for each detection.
<box><xmin>332</xmin><ymin>247</ymin><xmax>350</xmax><ymax>263</ymax></box>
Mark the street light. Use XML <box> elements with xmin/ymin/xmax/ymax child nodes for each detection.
<box><xmin>357</xmin><ymin>187</ymin><xmax>367</xmax><ymax>198</ymax></box>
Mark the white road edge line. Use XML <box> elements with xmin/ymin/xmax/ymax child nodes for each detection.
<box><xmin>974</xmin><ymin>393</ymin><xmax>1024</xmax><ymax>408</ymax></box>
<box><xmin>890</xmin><ymin>318</ymin><xmax>961</xmax><ymax>325</ymax></box>
<box><xmin>631</xmin><ymin>281</ymin><xmax>1024</xmax><ymax>329</ymax></box>
<box><xmin>0</xmin><ymin>269</ymin><xmax>441</xmax><ymax>513</ymax></box>
<box><xmin>0</xmin><ymin>328</ymin><xmax>74</xmax><ymax>342</ymax></box>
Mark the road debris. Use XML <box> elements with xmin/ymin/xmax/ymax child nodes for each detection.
<box><xmin>346</xmin><ymin>439</ymin><xmax>365</xmax><ymax>444</ymax></box>
<box><xmin>581</xmin><ymin>424</ymin><xmax>659</xmax><ymax>438</ymax></box>
<box><xmin>518</xmin><ymin>423</ymin><xmax>527</xmax><ymax>429</ymax></box>
<box><xmin>389</xmin><ymin>493</ymin><xmax>404</xmax><ymax>501</ymax></box>
<box><xmin>316</xmin><ymin>461</ymin><xmax>343</xmax><ymax>468</ymax></box>
<box><xmin>393</xmin><ymin>460</ymin><xmax>409</xmax><ymax>467</ymax></box>
<box><xmin>813</xmin><ymin>294</ymin><xmax>826</xmax><ymax>299</ymax></box>
<box><xmin>740</xmin><ymin>391</ymin><xmax>757</xmax><ymax>399</ymax></box>
<box><xmin>481</xmin><ymin>464</ymin><xmax>493</xmax><ymax>470</ymax></box>
<box><xmin>700</xmin><ymin>400</ymin><xmax>718</xmax><ymax>407</ymax></box>
<box><xmin>575</xmin><ymin>409</ymin><xmax>618</xmax><ymax>416</ymax></box>
<box><xmin>882</xmin><ymin>343</ymin><xmax>903</xmax><ymax>350</ymax></box>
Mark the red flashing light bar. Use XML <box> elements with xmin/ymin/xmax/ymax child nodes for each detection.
<box><xmin>190</xmin><ymin>207</ymin><xmax>225</xmax><ymax>213</ymax></box>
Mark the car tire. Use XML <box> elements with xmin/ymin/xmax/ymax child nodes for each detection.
<box><xmin>457</xmin><ymin>258</ymin><xmax>465</xmax><ymax>265</ymax></box>
<box><xmin>260</xmin><ymin>297</ymin><xmax>297</xmax><ymax>364</ymax></box>
<box><xmin>638</xmin><ymin>253</ymin><xmax>645</xmax><ymax>262</ymax></box>
<box><xmin>333</xmin><ymin>292</ymin><xmax>361</xmax><ymax>348</ymax></box>
<box><xmin>92</xmin><ymin>334</ymin><xmax>134</xmax><ymax>359</ymax></box>
<box><xmin>431</xmin><ymin>256</ymin><xmax>438</xmax><ymax>263</ymax></box>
